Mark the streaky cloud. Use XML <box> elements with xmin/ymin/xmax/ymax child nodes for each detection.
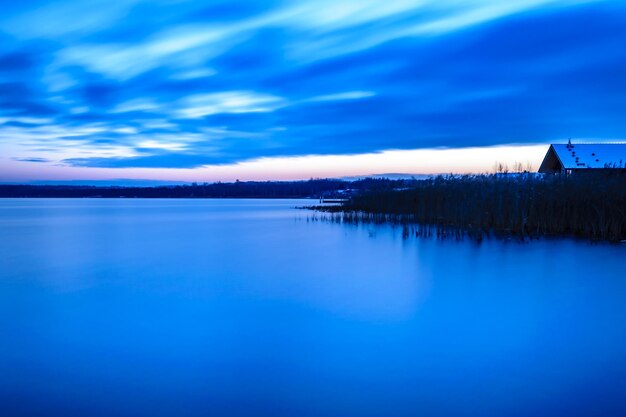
<box><xmin>308</xmin><ymin>91</ymin><xmax>376</xmax><ymax>102</ymax></box>
<box><xmin>175</xmin><ymin>91</ymin><xmax>286</xmax><ymax>118</ymax></box>
<box><xmin>12</xmin><ymin>157</ymin><xmax>50</xmax><ymax>163</ymax></box>
<box><xmin>0</xmin><ymin>0</ymin><xmax>625</xmax><ymax>176</ymax></box>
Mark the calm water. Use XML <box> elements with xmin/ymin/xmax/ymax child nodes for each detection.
<box><xmin>1</xmin><ymin>199</ymin><xmax>625</xmax><ymax>416</ymax></box>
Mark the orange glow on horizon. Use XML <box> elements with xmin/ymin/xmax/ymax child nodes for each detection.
<box><xmin>1</xmin><ymin>144</ymin><xmax>549</xmax><ymax>182</ymax></box>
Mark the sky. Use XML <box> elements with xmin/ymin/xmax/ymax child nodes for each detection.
<box><xmin>1</xmin><ymin>0</ymin><xmax>625</xmax><ymax>182</ymax></box>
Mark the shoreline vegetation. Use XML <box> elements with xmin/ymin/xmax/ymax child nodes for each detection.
<box><xmin>0</xmin><ymin>178</ymin><xmax>415</xmax><ymax>199</ymax></box>
<box><xmin>311</xmin><ymin>173</ymin><xmax>626</xmax><ymax>243</ymax></box>
<box><xmin>2</xmin><ymin>173</ymin><xmax>624</xmax><ymax>241</ymax></box>
<box><xmin>0</xmin><ymin>179</ymin><xmax>367</xmax><ymax>199</ymax></box>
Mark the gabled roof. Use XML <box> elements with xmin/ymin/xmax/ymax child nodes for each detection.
<box><xmin>539</xmin><ymin>143</ymin><xmax>626</xmax><ymax>172</ymax></box>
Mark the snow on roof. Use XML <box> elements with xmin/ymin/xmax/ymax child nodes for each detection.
<box><xmin>551</xmin><ymin>143</ymin><xmax>626</xmax><ymax>169</ymax></box>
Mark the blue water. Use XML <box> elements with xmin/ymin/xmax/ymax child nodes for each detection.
<box><xmin>0</xmin><ymin>198</ymin><xmax>625</xmax><ymax>416</ymax></box>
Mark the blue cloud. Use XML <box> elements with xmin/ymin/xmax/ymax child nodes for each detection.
<box><xmin>0</xmin><ymin>0</ymin><xmax>625</xmax><ymax>169</ymax></box>
<box><xmin>12</xmin><ymin>157</ymin><xmax>50</xmax><ymax>163</ymax></box>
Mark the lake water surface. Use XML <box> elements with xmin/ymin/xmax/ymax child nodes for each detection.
<box><xmin>1</xmin><ymin>199</ymin><xmax>625</xmax><ymax>416</ymax></box>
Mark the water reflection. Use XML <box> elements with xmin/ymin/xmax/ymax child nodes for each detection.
<box><xmin>0</xmin><ymin>199</ymin><xmax>625</xmax><ymax>416</ymax></box>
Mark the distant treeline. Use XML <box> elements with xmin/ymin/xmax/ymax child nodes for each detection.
<box><xmin>0</xmin><ymin>178</ymin><xmax>408</xmax><ymax>199</ymax></box>
<box><xmin>320</xmin><ymin>173</ymin><xmax>626</xmax><ymax>242</ymax></box>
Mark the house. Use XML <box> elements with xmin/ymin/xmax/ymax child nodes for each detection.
<box><xmin>538</xmin><ymin>141</ymin><xmax>626</xmax><ymax>173</ymax></box>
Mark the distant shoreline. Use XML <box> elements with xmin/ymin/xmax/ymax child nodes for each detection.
<box><xmin>4</xmin><ymin>174</ymin><xmax>624</xmax><ymax>242</ymax></box>
<box><xmin>0</xmin><ymin>178</ymin><xmax>402</xmax><ymax>199</ymax></box>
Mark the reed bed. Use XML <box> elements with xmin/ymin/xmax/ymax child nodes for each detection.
<box><xmin>313</xmin><ymin>173</ymin><xmax>626</xmax><ymax>242</ymax></box>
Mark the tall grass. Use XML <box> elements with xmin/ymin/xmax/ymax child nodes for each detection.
<box><xmin>321</xmin><ymin>173</ymin><xmax>626</xmax><ymax>242</ymax></box>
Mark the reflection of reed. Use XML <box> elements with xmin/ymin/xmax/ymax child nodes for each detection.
<box><xmin>310</xmin><ymin>173</ymin><xmax>626</xmax><ymax>242</ymax></box>
<box><xmin>308</xmin><ymin>211</ymin><xmax>489</xmax><ymax>242</ymax></box>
